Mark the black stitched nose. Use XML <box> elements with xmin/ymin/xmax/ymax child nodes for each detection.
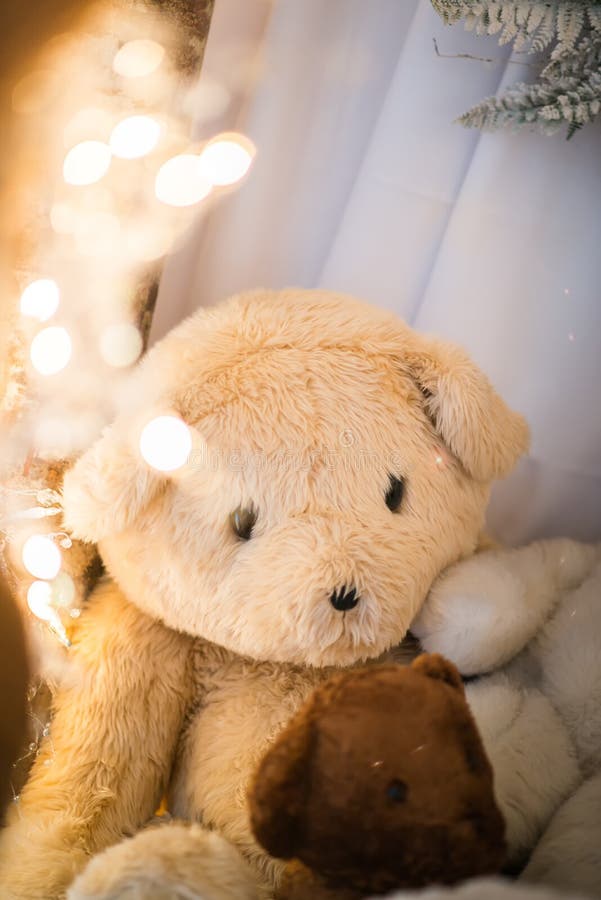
<box><xmin>330</xmin><ymin>586</ymin><xmax>359</xmax><ymax>612</ymax></box>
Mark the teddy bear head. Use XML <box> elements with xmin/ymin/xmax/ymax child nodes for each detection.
<box><xmin>249</xmin><ymin>654</ymin><xmax>506</xmax><ymax>897</ymax></box>
<box><xmin>63</xmin><ymin>290</ymin><xmax>528</xmax><ymax>666</ymax></box>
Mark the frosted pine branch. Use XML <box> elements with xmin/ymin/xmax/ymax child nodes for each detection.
<box><xmin>432</xmin><ymin>1</ymin><xmax>601</xmax><ymax>136</ymax></box>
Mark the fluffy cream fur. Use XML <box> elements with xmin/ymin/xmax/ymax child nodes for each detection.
<box><xmin>0</xmin><ymin>290</ymin><xmax>528</xmax><ymax>898</ymax></box>
<box><xmin>414</xmin><ymin>538</ymin><xmax>601</xmax><ymax>896</ymax></box>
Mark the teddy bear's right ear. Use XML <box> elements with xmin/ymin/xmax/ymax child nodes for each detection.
<box><xmin>62</xmin><ymin>424</ymin><xmax>166</xmax><ymax>544</ymax></box>
<box><xmin>412</xmin><ymin>653</ymin><xmax>465</xmax><ymax>694</ymax></box>
<box><xmin>249</xmin><ymin>715</ymin><xmax>313</xmax><ymax>860</ymax></box>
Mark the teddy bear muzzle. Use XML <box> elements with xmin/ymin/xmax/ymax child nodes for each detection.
<box><xmin>329</xmin><ymin>585</ymin><xmax>360</xmax><ymax>611</ymax></box>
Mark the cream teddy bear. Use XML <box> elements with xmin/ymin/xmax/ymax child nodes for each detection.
<box><xmin>0</xmin><ymin>289</ymin><xmax>528</xmax><ymax>899</ymax></box>
<box><xmin>413</xmin><ymin>538</ymin><xmax>601</xmax><ymax>898</ymax></box>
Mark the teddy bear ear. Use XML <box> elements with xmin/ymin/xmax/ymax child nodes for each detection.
<box><xmin>401</xmin><ymin>334</ymin><xmax>529</xmax><ymax>482</ymax></box>
<box><xmin>249</xmin><ymin>715</ymin><xmax>313</xmax><ymax>860</ymax></box>
<box><xmin>62</xmin><ymin>423</ymin><xmax>166</xmax><ymax>544</ymax></box>
<box><xmin>412</xmin><ymin>653</ymin><xmax>465</xmax><ymax>694</ymax></box>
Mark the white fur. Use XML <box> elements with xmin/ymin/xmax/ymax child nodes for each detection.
<box><xmin>467</xmin><ymin>676</ymin><xmax>580</xmax><ymax>865</ymax></box>
<box><xmin>415</xmin><ymin>539</ymin><xmax>601</xmax><ymax>896</ymax></box>
<box><xmin>68</xmin><ymin>824</ymin><xmax>259</xmax><ymax>900</ymax></box>
<box><xmin>384</xmin><ymin>877</ymin><xmax>592</xmax><ymax>900</ymax></box>
<box><xmin>522</xmin><ymin>772</ymin><xmax>601</xmax><ymax>897</ymax></box>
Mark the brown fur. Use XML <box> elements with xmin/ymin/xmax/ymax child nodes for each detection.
<box><xmin>250</xmin><ymin>656</ymin><xmax>506</xmax><ymax>899</ymax></box>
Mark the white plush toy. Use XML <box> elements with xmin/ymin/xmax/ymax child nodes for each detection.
<box><xmin>413</xmin><ymin>538</ymin><xmax>601</xmax><ymax>898</ymax></box>
<box><xmin>387</xmin><ymin>876</ymin><xmax>593</xmax><ymax>900</ymax></box>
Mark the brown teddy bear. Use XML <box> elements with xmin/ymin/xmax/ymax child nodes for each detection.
<box><xmin>250</xmin><ymin>654</ymin><xmax>506</xmax><ymax>900</ymax></box>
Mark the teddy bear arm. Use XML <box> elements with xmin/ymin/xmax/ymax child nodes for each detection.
<box><xmin>413</xmin><ymin>540</ymin><xmax>599</xmax><ymax>676</ymax></box>
<box><xmin>0</xmin><ymin>579</ymin><xmax>193</xmax><ymax>899</ymax></box>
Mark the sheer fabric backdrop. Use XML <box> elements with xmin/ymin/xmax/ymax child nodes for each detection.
<box><xmin>153</xmin><ymin>0</ymin><xmax>601</xmax><ymax>544</ymax></box>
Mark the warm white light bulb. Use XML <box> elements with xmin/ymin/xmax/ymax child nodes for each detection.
<box><xmin>63</xmin><ymin>141</ymin><xmax>111</xmax><ymax>186</ymax></box>
<box><xmin>27</xmin><ymin>582</ymin><xmax>70</xmax><ymax>644</ymax></box>
<box><xmin>139</xmin><ymin>415</ymin><xmax>192</xmax><ymax>472</ymax></box>
<box><xmin>113</xmin><ymin>39</ymin><xmax>165</xmax><ymax>78</ymax></box>
<box><xmin>22</xmin><ymin>535</ymin><xmax>62</xmax><ymax>580</ymax></box>
<box><xmin>99</xmin><ymin>323</ymin><xmax>143</xmax><ymax>368</ymax></box>
<box><xmin>27</xmin><ymin>581</ymin><xmax>55</xmax><ymax>621</ymax></box>
<box><xmin>20</xmin><ymin>279</ymin><xmax>60</xmax><ymax>321</ymax></box>
<box><xmin>51</xmin><ymin>572</ymin><xmax>76</xmax><ymax>608</ymax></box>
<box><xmin>30</xmin><ymin>326</ymin><xmax>72</xmax><ymax>375</ymax></box>
<box><xmin>110</xmin><ymin>115</ymin><xmax>161</xmax><ymax>159</ymax></box>
<box><xmin>198</xmin><ymin>134</ymin><xmax>255</xmax><ymax>187</ymax></box>
<box><xmin>155</xmin><ymin>154</ymin><xmax>212</xmax><ymax>207</ymax></box>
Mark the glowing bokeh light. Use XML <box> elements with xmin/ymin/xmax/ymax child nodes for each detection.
<box><xmin>51</xmin><ymin>572</ymin><xmax>76</xmax><ymax>608</ymax></box>
<box><xmin>155</xmin><ymin>154</ymin><xmax>212</xmax><ymax>207</ymax></box>
<box><xmin>30</xmin><ymin>326</ymin><xmax>72</xmax><ymax>376</ymax></box>
<box><xmin>139</xmin><ymin>415</ymin><xmax>192</xmax><ymax>472</ymax></box>
<box><xmin>113</xmin><ymin>39</ymin><xmax>165</xmax><ymax>78</ymax></box>
<box><xmin>20</xmin><ymin>279</ymin><xmax>60</xmax><ymax>321</ymax></box>
<box><xmin>22</xmin><ymin>535</ymin><xmax>62</xmax><ymax>580</ymax></box>
<box><xmin>110</xmin><ymin>115</ymin><xmax>161</xmax><ymax>159</ymax></box>
<box><xmin>63</xmin><ymin>141</ymin><xmax>111</xmax><ymax>186</ymax></box>
<box><xmin>198</xmin><ymin>134</ymin><xmax>255</xmax><ymax>187</ymax></box>
<box><xmin>99</xmin><ymin>323</ymin><xmax>143</xmax><ymax>367</ymax></box>
<box><xmin>26</xmin><ymin>582</ymin><xmax>69</xmax><ymax>644</ymax></box>
<box><xmin>27</xmin><ymin>581</ymin><xmax>55</xmax><ymax>621</ymax></box>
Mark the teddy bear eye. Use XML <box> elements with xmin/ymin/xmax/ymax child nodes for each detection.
<box><xmin>230</xmin><ymin>505</ymin><xmax>257</xmax><ymax>540</ymax></box>
<box><xmin>385</xmin><ymin>475</ymin><xmax>405</xmax><ymax>512</ymax></box>
<box><xmin>387</xmin><ymin>779</ymin><xmax>408</xmax><ymax>803</ymax></box>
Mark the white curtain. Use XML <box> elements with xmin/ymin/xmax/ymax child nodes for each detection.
<box><xmin>153</xmin><ymin>0</ymin><xmax>601</xmax><ymax>545</ymax></box>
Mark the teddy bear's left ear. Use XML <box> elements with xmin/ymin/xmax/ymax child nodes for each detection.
<box><xmin>401</xmin><ymin>334</ymin><xmax>529</xmax><ymax>481</ymax></box>
<box><xmin>249</xmin><ymin>714</ymin><xmax>313</xmax><ymax>860</ymax></box>
<box><xmin>412</xmin><ymin>653</ymin><xmax>464</xmax><ymax>694</ymax></box>
<box><xmin>62</xmin><ymin>423</ymin><xmax>167</xmax><ymax>544</ymax></box>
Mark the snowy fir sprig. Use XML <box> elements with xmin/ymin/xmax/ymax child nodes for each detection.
<box><xmin>432</xmin><ymin>1</ymin><xmax>601</xmax><ymax>136</ymax></box>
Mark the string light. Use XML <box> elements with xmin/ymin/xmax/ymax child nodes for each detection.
<box><xmin>113</xmin><ymin>39</ymin><xmax>165</xmax><ymax>78</ymax></box>
<box><xmin>27</xmin><ymin>581</ymin><xmax>54</xmax><ymax>619</ymax></box>
<box><xmin>139</xmin><ymin>415</ymin><xmax>192</xmax><ymax>472</ymax></box>
<box><xmin>21</xmin><ymin>535</ymin><xmax>62</xmax><ymax>580</ymax></box>
<box><xmin>30</xmin><ymin>326</ymin><xmax>72</xmax><ymax>376</ymax></box>
<box><xmin>155</xmin><ymin>154</ymin><xmax>212</xmax><ymax>207</ymax></box>
<box><xmin>99</xmin><ymin>323</ymin><xmax>143</xmax><ymax>367</ymax></box>
<box><xmin>198</xmin><ymin>133</ymin><xmax>255</xmax><ymax>187</ymax></box>
<box><xmin>5</xmin><ymin>8</ymin><xmax>258</xmax><ymax>658</ymax></box>
<box><xmin>26</xmin><ymin>582</ymin><xmax>70</xmax><ymax>646</ymax></box>
<box><xmin>19</xmin><ymin>279</ymin><xmax>60</xmax><ymax>321</ymax></box>
<box><xmin>110</xmin><ymin>115</ymin><xmax>161</xmax><ymax>159</ymax></box>
<box><xmin>50</xmin><ymin>572</ymin><xmax>76</xmax><ymax>608</ymax></box>
<box><xmin>63</xmin><ymin>140</ymin><xmax>111</xmax><ymax>186</ymax></box>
